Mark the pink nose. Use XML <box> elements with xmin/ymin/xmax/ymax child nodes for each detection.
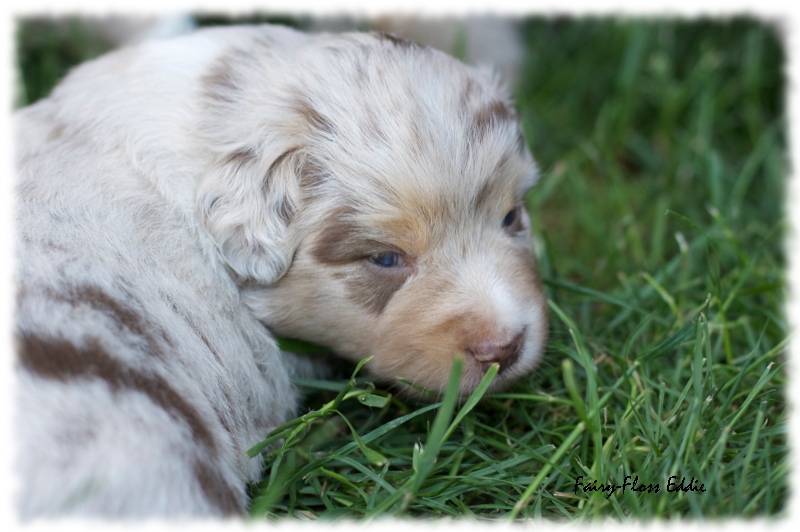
<box><xmin>466</xmin><ymin>332</ymin><xmax>523</xmax><ymax>372</ymax></box>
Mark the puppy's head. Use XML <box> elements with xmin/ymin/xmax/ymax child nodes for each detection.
<box><xmin>199</xmin><ymin>30</ymin><xmax>547</xmax><ymax>395</ymax></box>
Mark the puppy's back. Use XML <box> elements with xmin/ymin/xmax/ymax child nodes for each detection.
<box><xmin>14</xmin><ymin>25</ymin><xmax>309</xmax><ymax>518</ymax></box>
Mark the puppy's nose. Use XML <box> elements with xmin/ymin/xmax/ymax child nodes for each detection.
<box><xmin>467</xmin><ymin>332</ymin><xmax>523</xmax><ymax>372</ymax></box>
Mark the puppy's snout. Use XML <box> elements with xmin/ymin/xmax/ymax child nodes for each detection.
<box><xmin>467</xmin><ymin>331</ymin><xmax>524</xmax><ymax>372</ymax></box>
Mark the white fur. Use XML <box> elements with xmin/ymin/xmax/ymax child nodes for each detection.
<box><xmin>15</xmin><ymin>24</ymin><xmax>547</xmax><ymax>518</ymax></box>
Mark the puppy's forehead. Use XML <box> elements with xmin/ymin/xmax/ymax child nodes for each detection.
<box><xmin>294</xmin><ymin>33</ymin><xmax>537</xmax><ymax>211</ymax></box>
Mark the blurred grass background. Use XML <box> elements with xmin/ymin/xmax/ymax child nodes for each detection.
<box><xmin>15</xmin><ymin>15</ymin><xmax>788</xmax><ymax>520</ymax></box>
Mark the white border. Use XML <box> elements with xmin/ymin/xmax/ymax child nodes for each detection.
<box><xmin>2</xmin><ymin>2</ymin><xmax>796</xmax><ymax>532</ymax></box>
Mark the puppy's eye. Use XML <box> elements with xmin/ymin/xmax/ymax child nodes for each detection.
<box><xmin>369</xmin><ymin>252</ymin><xmax>405</xmax><ymax>268</ymax></box>
<box><xmin>502</xmin><ymin>207</ymin><xmax>518</xmax><ymax>229</ymax></box>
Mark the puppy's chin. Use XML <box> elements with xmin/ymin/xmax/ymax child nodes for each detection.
<box><xmin>339</xmin><ymin>329</ymin><xmax>545</xmax><ymax>401</ymax></box>
<box><xmin>251</xmin><ymin>316</ymin><xmax>546</xmax><ymax>399</ymax></box>
<box><xmin>384</xmin><ymin>348</ymin><xmax>543</xmax><ymax>402</ymax></box>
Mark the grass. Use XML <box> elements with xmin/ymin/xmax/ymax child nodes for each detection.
<box><xmin>16</xmin><ymin>15</ymin><xmax>788</xmax><ymax>520</ymax></box>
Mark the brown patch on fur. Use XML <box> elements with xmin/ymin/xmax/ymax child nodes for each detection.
<box><xmin>203</xmin><ymin>38</ymin><xmax>274</xmax><ymax>106</ymax></box>
<box><xmin>298</xmin><ymin>157</ymin><xmax>327</xmax><ymax>191</ymax></box>
<box><xmin>214</xmin><ymin>147</ymin><xmax>275</xmax><ymax>227</ymax></box>
<box><xmin>473</xmin><ymin>100</ymin><xmax>515</xmax><ymax>137</ymax></box>
<box><xmin>196</xmin><ymin>336</ymin><xmax>222</xmax><ymax>366</ymax></box>
<box><xmin>266</xmin><ymin>149</ymin><xmax>299</xmax><ymax>225</ymax></box>
<box><xmin>312</xmin><ymin>207</ymin><xmax>413</xmax><ymax>313</ymax></box>
<box><xmin>158</xmin><ymin>291</ymin><xmax>245</xmax><ymax>438</ymax></box>
<box><xmin>224</xmin><ymin>148</ymin><xmax>258</xmax><ymax>169</ymax></box>
<box><xmin>17</xmin><ymin>333</ymin><xmax>215</xmax><ymax>449</ymax></box>
<box><xmin>295</xmin><ymin>98</ymin><xmax>333</xmax><ymax>135</ymax></box>
<box><xmin>384</xmin><ymin>212</ymin><xmax>431</xmax><ymax>255</ymax></box>
<box><xmin>194</xmin><ymin>461</ymin><xmax>243</xmax><ymax>516</ymax></box>
<box><xmin>312</xmin><ymin>207</ymin><xmax>371</xmax><ymax>265</ymax></box>
<box><xmin>78</xmin><ymin>285</ymin><xmax>173</xmax><ymax>355</ymax></box>
<box><xmin>312</xmin><ymin>206</ymin><xmax>428</xmax><ymax>264</ymax></box>
<box><xmin>210</xmin><ymin>385</ymin><xmax>238</xmax><ymax>437</ymax></box>
<box><xmin>276</xmin><ymin>198</ymin><xmax>295</xmax><ymax>226</ymax></box>
<box><xmin>201</xmin><ymin>57</ymin><xmax>240</xmax><ymax>105</ymax></box>
<box><xmin>21</xmin><ymin>284</ymin><xmax>176</xmax><ymax>360</ymax></box>
<box><xmin>18</xmin><ymin>332</ymin><xmax>243</xmax><ymax>514</ymax></box>
<box><xmin>374</xmin><ymin>32</ymin><xmax>421</xmax><ymax>50</ymax></box>
<box><xmin>192</xmin><ymin>325</ymin><xmax>222</xmax><ymax>365</ymax></box>
<box><xmin>344</xmin><ymin>267</ymin><xmax>409</xmax><ymax>315</ymax></box>
<box><xmin>41</xmin><ymin>239</ymin><xmax>69</xmax><ymax>252</ymax></box>
<box><xmin>473</xmin><ymin>180</ymin><xmax>494</xmax><ymax>213</ymax></box>
<box><xmin>267</xmin><ymin>149</ymin><xmax>294</xmax><ymax>172</ymax></box>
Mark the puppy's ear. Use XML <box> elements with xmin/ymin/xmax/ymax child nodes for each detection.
<box><xmin>194</xmin><ymin>40</ymin><xmax>327</xmax><ymax>286</ymax></box>
<box><xmin>197</xmin><ymin>143</ymin><xmax>304</xmax><ymax>285</ymax></box>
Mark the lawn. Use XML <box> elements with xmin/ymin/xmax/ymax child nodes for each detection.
<box><xmin>16</xmin><ymin>15</ymin><xmax>788</xmax><ymax>520</ymax></box>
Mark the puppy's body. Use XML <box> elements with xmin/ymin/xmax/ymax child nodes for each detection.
<box><xmin>15</xmin><ymin>25</ymin><xmax>546</xmax><ymax>518</ymax></box>
<box><xmin>16</xmin><ymin>27</ymin><xmax>308</xmax><ymax>517</ymax></box>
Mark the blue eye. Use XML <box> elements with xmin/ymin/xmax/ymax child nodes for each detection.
<box><xmin>502</xmin><ymin>208</ymin><xmax>518</xmax><ymax>229</ymax></box>
<box><xmin>369</xmin><ymin>252</ymin><xmax>405</xmax><ymax>267</ymax></box>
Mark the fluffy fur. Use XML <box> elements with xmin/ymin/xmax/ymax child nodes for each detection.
<box><xmin>14</xmin><ymin>25</ymin><xmax>547</xmax><ymax>518</ymax></box>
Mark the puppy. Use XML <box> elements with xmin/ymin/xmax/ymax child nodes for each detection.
<box><xmin>14</xmin><ymin>24</ymin><xmax>547</xmax><ymax>518</ymax></box>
